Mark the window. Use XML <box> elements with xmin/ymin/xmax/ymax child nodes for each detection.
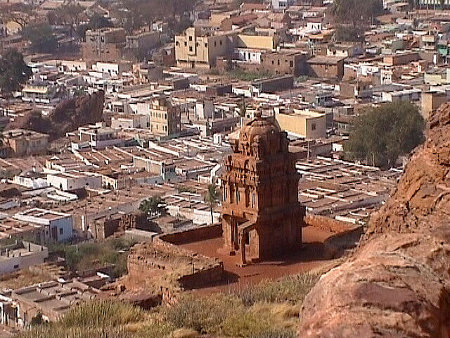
<box><xmin>235</xmin><ymin>189</ymin><xmax>240</xmax><ymax>203</ymax></box>
<box><xmin>214</xmin><ymin>41</ymin><xmax>217</xmax><ymax>47</ymax></box>
<box><xmin>184</xmin><ymin>42</ymin><xmax>187</xmax><ymax>46</ymax></box>
<box><xmin>205</xmin><ymin>43</ymin><xmax>208</xmax><ymax>47</ymax></box>
<box><xmin>59</xmin><ymin>228</ymin><xmax>63</xmax><ymax>235</ymax></box>
<box><xmin>176</xmin><ymin>41</ymin><xmax>179</xmax><ymax>46</ymax></box>
<box><xmin>220</xmin><ymin>40</ymin><xmax>222</xmax><ymax>46</ymax></box>
<box><xmin>13</xmin><ymin>264</ymin><xmax>19</xmax><ymax>269</ymax></box>
<box><xmin>311</xmin><ymin>123</ymin><xmax>316</xmax><ymax>131</ymax></box>
<box><xmin>277</xmin><ymin>60</ymin><xmax>280</xmax><ymax>65</ymax></box>
<box><xmin>189</xmin><ymin>36</ymin><xmax>193</xmax><ymax>41</ymax></box>
<box><xmin>290</xmin><ymin>61</ymin><xmax>293</xmax><ymax>67</ymax></box>
<box><xmin>189</xmin><ymin>46</ymin><xmax>193</xmax><ymax>52</ymax></box>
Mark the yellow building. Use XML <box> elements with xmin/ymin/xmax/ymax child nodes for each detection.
<box><xmin>235</xmin><ymin>34</ymin><xmax>278</xmax><ymax>50</ymax></box>
<box><xmin>175</xmin><ymin>27</ymin><xmax>232</xmax><ymax>69</ymax></box>
<box><xmin>149</xmin><ymin>96</ymin><xmax>181</xmax><ymax>137</ymax></box>
<box><xmin>275</xmin><ymin>109</ymin><xmax>326</xmax><ymax>139</ymax></box>
<box><xmin>175</xmin><ymin>28</ymin><xmax>278</xmax><ymax>69</ymax></box>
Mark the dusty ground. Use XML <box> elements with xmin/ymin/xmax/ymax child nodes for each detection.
<box><xmin>180</xmin><ymin>226</ymin><xmax>338</xmax><ymax>293</ymax></box>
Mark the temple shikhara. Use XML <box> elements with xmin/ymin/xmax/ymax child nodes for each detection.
<box><xmin>221</xmin><ymin>112</ymin><xmax>306</xmax><ymax>265</ymax></box>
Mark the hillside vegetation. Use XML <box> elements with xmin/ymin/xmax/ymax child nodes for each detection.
<box><xmin>15</xmin><ymin>272</ymin><xmax>320</xmax><ymax>338</ymax></box>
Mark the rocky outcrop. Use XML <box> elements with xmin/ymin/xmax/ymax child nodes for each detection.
<box><xmin>299</xmin><ymin>104</ymin><xmax>450</xmax><ymax>337</ymax></box>
<box><xmin>7</xmin><ymin>91</ymin><xmax>104</xmax><ymax>140</ymax></box>
<box><xmin>367</xmin><ymin>103</ymin><xmax>450</xmax><ymax>235</ymax></box>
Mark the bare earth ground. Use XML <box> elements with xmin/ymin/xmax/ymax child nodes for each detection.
<box><xmin>180</xmin><ymin>226</ymin><xmax>338</xmax><ymax>294</ymax></box>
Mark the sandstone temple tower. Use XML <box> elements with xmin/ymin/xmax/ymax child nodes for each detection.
<box><xmin>221</xmin><ymin>112</ymin><xmax>306</xmax><ymax>265</ymax></box>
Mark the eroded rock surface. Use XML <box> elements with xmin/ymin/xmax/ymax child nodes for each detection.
<box><xmin>300</xmin><ymin>104</ymin><xmax>450</xmax><ymax>337</ymax></box>
<box><xmin>7</xmin><ymin>91</ymin><xmax>104</xmax><ymax>140</ymax></box>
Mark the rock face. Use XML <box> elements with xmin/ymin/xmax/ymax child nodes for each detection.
<box><xmin>7</xmin><ymin>91</ymin><xmax>104</xmax><ymax>140</ymax></box>
<box><xmin>367</xmin><ymin>103</ymin><xmax>450</xmax><ymax>235</ymax></box>
<box><xmin>299</xmin><ymin>104</ymin><xmax>450</xmax><ymax>337</ymax></box>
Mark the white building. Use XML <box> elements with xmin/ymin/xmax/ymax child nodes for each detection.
<box><xmin>0</xmin><ymin>241</ymin><xmax>48</xmax><ymax>276</ymax></box>
<box><xmin>72</xmin><ymin>124</ymin><xmax>124</xmax><ymax>150</ymax></box>
<box><xmin>12</xmin><ymin>173</ymin><xmax>49</xmax><ymax>189</ymax></box>
<box><xmin>14</xmin><ymin>208</ymin><xmax>73</xmax><ymax>242</ymax></box>
<box><xmin>110</xmin><ymin>114</ymin><xmax>150</xmax><ymax>129</ymax></box>
<box><xmin>234</xmin><ymin>48</ymin><xmax>263</xmax><ymax>64</ymax></box>
<box><xmin>47</xmin><ymin>171</ymin><xmax>102</xmax><ymax>191</ymax></box>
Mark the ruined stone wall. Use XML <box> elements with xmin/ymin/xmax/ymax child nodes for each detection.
<box><xmin>125</xmin><ymin>227</ymin><xmax>224</xmax><ymax>301</ymax></box>
<box><xmin>178</xmin><ymin>264</ymin><xmax>224</xmax><ymax>290</ymax></box>
<box><xmin>158</xmin><ymin>224</ymin><xmax>222</xmax><ymax>245</ymax></box>
<box><xmin>305</xmin><ymin>214</ymin><xmax>357</xmax><ymax>233</ymax></box>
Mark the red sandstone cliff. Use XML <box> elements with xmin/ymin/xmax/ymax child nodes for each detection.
<box><xmin>367</xmin><ymin>103</ymin><xmax>449</xmax><ymax>234</ymax></box>
<box><xmin>7</xmin><ymin>91</ymin><xmax>104</xmax><ymax>140</ymax></box>
<box><xmin>299</xmin><ymin>104</ymin><xmax>450</xmax><ymax>337</ymax></box>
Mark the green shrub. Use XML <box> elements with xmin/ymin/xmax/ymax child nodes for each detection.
<box><xmin>60</xmin><ymin>238</ymin><xmax>136</xmax><ymax>277</ymax></box>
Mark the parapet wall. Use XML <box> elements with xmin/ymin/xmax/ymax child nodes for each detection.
<box><xmin>126</xmin><ymin>225</ymin><xmax>224</xmax><ymax>300</ymax></box>
<box><xmin>157</xmin><ymin>224</ymin><xmax>222</xmax><ymax>245</ymax></box>
<box><xmin>305</xmin><ymin>214</ymin><xmax>357</xmax><ymax>233</ymax></box>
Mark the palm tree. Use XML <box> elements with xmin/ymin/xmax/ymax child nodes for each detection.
<box><xmin>204</xmin><ymin>184</ymin><xmax>219</xmax><ymax>225</ymax></box>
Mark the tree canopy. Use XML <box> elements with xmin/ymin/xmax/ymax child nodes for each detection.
<box><xmin>77</xmin><ymin>13</ymin><xmax>114</xmax><ymax>40</ymax></box>
<box><xmin>139</xmin><ymin>196</ymin><xmax>165</xmax><ymax>216</ymax></box>
<box><xmin>118</xmin><ymin>0</ymin><xmax>195</xmax><ymax>32</ymax></box>
<box><xmin>0</xmin><ymin>49</ymin><xmax>32</xmax><ymax>97</ymax></box>
<box><xmin>334</xmin><ymin>26</ymin><xmax>365</xmax><ymax>42</ymax></box>
<box><xmin>332</xmin><ymin>0</ymin><xmax>383</xmax><ymax>27</ymax></box>
<box><xmin>22</xmin><ymin>23</ymin><xmax>58</xmax><ymax>54</ymax></box>
<box><xmin>344</xmin><ymin>102</ymin><xmax>425</xmax><ymax>168</ymax></box>
<box><xmin>47</xmin><ymin>3</ymin><xmax>84</xmax><ymax>26</ymax></box>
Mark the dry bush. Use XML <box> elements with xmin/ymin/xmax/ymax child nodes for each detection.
<box><xmin>15</xmin><ymin>326</ymin><xmax>132</xmax><ymax>338</ymax></box>
<box><xmin>61</xmin><ymin>300</ymin><xmax>145</xmax><ymax>328</ymax></box>
<box><xmin>221</xmin><ymin>311</ymin><xmax>296</xmax><ymax>338</ymax></box>
<box><xmin>163</xmin><ymin>293</ymin><xmax>244</xmax><ymax>334</ymax></box>
<box><xmin>235</xmin><ymin>273</ymin><xmax>320</xmax><ymax>306</ymax></box>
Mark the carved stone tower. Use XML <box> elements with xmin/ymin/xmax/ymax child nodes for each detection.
<box><xmin>221</xmin><ymin>113</ymin><xmax>305</xmax><ymax>265</ymax></box>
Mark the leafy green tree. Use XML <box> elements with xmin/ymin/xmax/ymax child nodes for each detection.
<box><xmin>0</xmin><ymin>49</ymin><xmax>32</xmax><ymax>97</ymax></box>
<box><xmin>77</xmin><ymin>14</ymin><xmax>114</xmax><ymax>40</ymax></box>
<box><xmin>335</xmin><ymin>25</ymin><xmax>365</xmax><ymax>42</ymax></box>
<box><xmin>332</xmin><ymin>0</ymin><xmax>383</xmax><ymax>27</ymax></box>
<box><xmin>344</xmin><ymin>102</ymin><xmax>425</xmax><ymax>168</ymax></box>
<box><xmin>23</xmin><ymin>23</ymin><xmax>58</xmax><ymax>53</ymax></box>
<box><xmin>0</xmin><ymin>3</ymin><xmax>34</xmax><ymax>30</ymax></box>
<box><xmin>204</xmin><ymin>184</ymin><xmax>220</xmax><ymax>225</ymax></box>
<box><xmin>139</xmin><ymin>196</ymin><xmax>165</xmax><ymax>216</ymax></box>
<box><xmin>88</xmin><ymin>13</ymin><xmax>114</xmax><ymax>30</ymax></box>
<box><xmin>30</xmin><ymin>313</ymin><xmax>45</xmax><ymax>326</ymax></box>
<box><xmin>119</xmin><ymin>0</ymin><xmax>196</xmax><ymax>32</ymax></box>
<box><xmin>48</xmin><ymin>3</ymin><xmax>84</xmax><ymax>37</ymax></box>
